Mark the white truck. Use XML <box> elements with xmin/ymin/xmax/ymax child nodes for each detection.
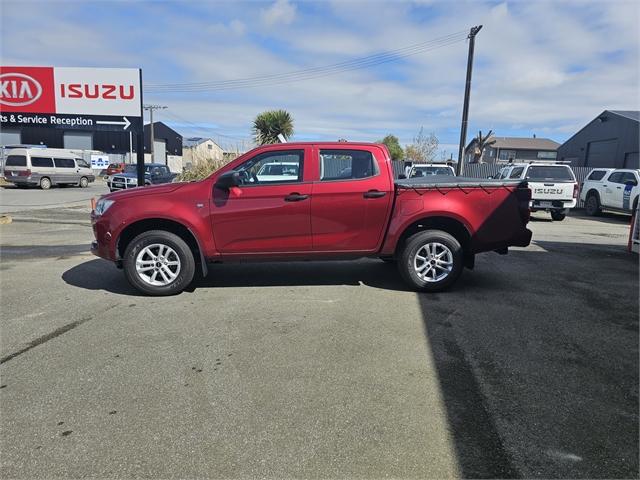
<box><xmin>495</xmin><ymin>163</ymin><xmax>577</xmax><ymax>221</ymax></box>
<box><xmin>580</xmin><ymin>168</ymin><xmax>639</xmax><ymax>216</ymax></box>
<box><xmin>407</xmin><ymin>163</ymin><xmax>456</xmax><ymax>178</ymax></box>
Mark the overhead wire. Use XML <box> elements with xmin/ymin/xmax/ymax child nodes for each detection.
<box><xmin>145</xmin><ymin>30</ymin><xmax>468</xmax><ymax>93</ymax></box>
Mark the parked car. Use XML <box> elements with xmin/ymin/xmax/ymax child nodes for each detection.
<box><xmin>3</xmin><ymin>148</ymin><xmax>95</xmax><ymax>189</ymax></box>
<box><xmin>107</xmin><ymin>163</ymin><xmax>176</xmax><ymax>191</ymax></box>
<box><xmin>408</xmin><ymin>163</ymin><xmax>456</xmax><ymax>178</ymax></box>
<box><xmin>580</xmin><ymin>168</ymin><xmax>639</xmax><ymax>216</ymax></box>
<box><xmin>91</xmin><ymin>142</ymin><xmax>532</xmax><ymax>296</ymax></box>
<box><xmin>495</xmin><ymin>163</ymin><xmax>577</xmax><ymax>221</ymax></box>
<box><xmin>106</xmin><ymin>163</ymin><xmax>125</xmax><ymax>176</ymax></box>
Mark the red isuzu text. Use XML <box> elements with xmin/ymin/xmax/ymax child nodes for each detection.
<box><xmin>91</xmin><ymin>142</ymin><xmax>532</xmax><ymax>295</ymax></box>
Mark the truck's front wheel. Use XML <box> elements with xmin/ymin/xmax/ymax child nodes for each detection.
<box><xmin>398</xmin><ymin>230</ymin><xmax>464</xmax><ymax>292</ymax></box>
<box><xmin>123</xmin><ymin>230</ymin><xmax>196</xmax><ymax>296</ymax></box>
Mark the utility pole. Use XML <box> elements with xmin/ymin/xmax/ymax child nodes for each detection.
<box><xmin>144</xmin><ymin>104</ymin><xmax>167</xmax><ymax>163</ymax></box>
<box><xmin>456</xmin><ymin>25</ymin><xmax>482</xmax><ymax>176</ymax></box>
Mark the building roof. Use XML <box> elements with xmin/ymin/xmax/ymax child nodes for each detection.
<box><xmin>183</xmin><ymin>137</ymin><xmax>220</xmax><ymax>148</ymax></box>
<box><xmin>609</xmin><ymin>110</ymin><xmax>640</xmax><ymax>122</ymax></box>
<box><xmin>465</xmin><ymin>136</ymin><xmax>560</xmax><ymax>151</ymax></box>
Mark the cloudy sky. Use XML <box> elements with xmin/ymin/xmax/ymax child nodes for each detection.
<box><xmin>1</xmin><ymin>0</ymin><xmax>639</xmax><ymax>154</ymax></box>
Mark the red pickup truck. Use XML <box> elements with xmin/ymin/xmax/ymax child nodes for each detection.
<box><xmin>91</xmin><ymin>142</ymin><xmax>532</xmax><ymax>295</ymax></box>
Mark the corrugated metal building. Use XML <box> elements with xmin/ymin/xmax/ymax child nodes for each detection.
<box><xmin>464</xmin><ymin>136</ymin><xmax>560</xmax><ymax>164</ymax></box>
<box><xmin>557</xmin><ymin>110</ymin><xmax>639</xmax><ymax>169</ymax></box>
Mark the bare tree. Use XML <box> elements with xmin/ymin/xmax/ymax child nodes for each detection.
<box><xmin>405</xmin><ymin>127</ymin><xmax>439</xmax><ymax>162</ymax></box>
<box><xmin>472</xmin><ymin>130</ymin><xmax>496</xmax><ymax>163</ymax></box>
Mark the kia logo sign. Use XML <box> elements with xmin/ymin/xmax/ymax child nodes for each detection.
<box><xmin>0</xmin><ymin>72</ymin><xmax>43</xmax><ymax>107</ymax></box>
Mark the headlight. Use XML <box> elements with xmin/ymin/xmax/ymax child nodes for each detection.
<box><xmin>127</xmin><ymin>177</ymin><xmax>137</xmax><ymax>184</ymax></box>
<box><xmin>94</xmin><ymin>198</ymin><xmax>115</xmax><ymax>216</ymax></box>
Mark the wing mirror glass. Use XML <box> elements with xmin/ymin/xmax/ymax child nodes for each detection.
<box><xmin>215</xmin><ymin>170</ymin><xmax>241</xmax><ymax>190</ymax></box>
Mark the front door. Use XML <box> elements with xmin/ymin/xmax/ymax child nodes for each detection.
<box><xmin>211</xmin><ymin>148</ymin><xmax>312</xmax><ymax>255</ymax></box>
<box><xmin>310</xmin><ymin>147</ymin><xmax>392</xmax><ymax>252</ymax></box>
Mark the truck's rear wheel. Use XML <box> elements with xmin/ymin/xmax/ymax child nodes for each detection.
<box><xmin>398</xmin><ymin>230</ymin><xmax>464</xmax><ymax>292</ymax></box>
<box><xmin>550</xmin><ymin>210</ymin><xmax>566</xmax><ymax>221</ymax></box>
<box><xmin>123</xmin><ymin>230</ymin><xmax>195</xmax><ymax>296</ymax></box>
<box><xmin>585</xmin><ymin>193</ymin><xmax>601</xmax><ymax>216</ymax></box>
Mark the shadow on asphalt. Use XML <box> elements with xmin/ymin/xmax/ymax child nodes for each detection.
<box><xmin>416</xmin><ymin>241</ymin><xmax>638</xmax><ymax>478</ymax></box>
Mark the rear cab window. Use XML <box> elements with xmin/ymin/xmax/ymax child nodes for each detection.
<box><xmin>5</xmin><ymin>155</ymin><xmax>26</xmax><ymax>167</ymax></box>
<box><xmin>587</xmin><ymin>170</ymin><xmax>607</xmax><ymax>181</ymax></box>
<box><xmin>509</xmin><ymin>167</ymin><xmax>524</xmax><ymax>179</ymax></box>
<box><xmin>526</xmin><ymin>165</ymin><xmax>575</xmax><ymax>181</ymax></box>
<box><xmin>319</xmin><ymin>149</ymin><xmax>379</xmax><ymax>181</ymax></box>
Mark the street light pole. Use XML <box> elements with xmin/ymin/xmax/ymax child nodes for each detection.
<box><xmin>456</xmin><ymin>25</ymin><xmax>483</xmax><ymax>176</ymax></box>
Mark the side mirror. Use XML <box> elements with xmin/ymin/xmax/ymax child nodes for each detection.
<box><xmin>398</xmin><ymin>174</ymin><xmax>407</xmax><ymax>179</ymax></box>
<box><xmin>215</xmin><ymin>170</ymin><xmax>241</xmax><ymax>190</ymax></box>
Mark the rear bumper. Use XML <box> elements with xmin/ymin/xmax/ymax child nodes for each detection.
<box><xmin>530</xmin><ymin>199</ymin><xmax>576</xmax><ymax>210</ymax></box>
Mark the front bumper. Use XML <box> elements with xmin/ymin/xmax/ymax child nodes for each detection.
<box><xmin>91</xmin><ymin>211</ymin><xmax>118</xmax><ymax>261</ymax></box>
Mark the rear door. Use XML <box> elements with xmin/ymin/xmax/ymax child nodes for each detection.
<box><xmin>211</xmin><ymin>147</ymin><xmax>313</xmax><ymax>254</ymax></box>
<box><xmin>310</xmin><ymin>146</ymin><xmax>392</xmax><ymax>252</ymax></box>
<box><xmin>602</xmin><ymin>171</ymin><xmax>624</xmax><ymax>207</ymax></box>
<box><xmin>3</xmin><ymin>153</ymin><xmax>28</xmax><ymax>178</ymax></box>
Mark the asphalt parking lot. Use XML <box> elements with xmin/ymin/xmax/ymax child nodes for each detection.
<box><xmin>0</xmin><ymin>198</ymin><xmax>638</xmax><ymax>479</ymax></box>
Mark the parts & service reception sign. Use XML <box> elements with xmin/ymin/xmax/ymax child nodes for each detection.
<box><xmin>0</xmin><ymin>66</ymin><xmax>142</xmax><ymax>131</ymax></box>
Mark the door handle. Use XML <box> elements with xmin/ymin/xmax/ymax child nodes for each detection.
<box><xmin>284</xmin><ymin>193</ymin><xmax>309</xmax><ymax>202</ymax></box>
<box><xmin>363</xmin><ymin>190</ymin><xmax>386</xmax><ymax>198</ymax></box>
<box><xmin>616</xmin><ymin>186</ymin><xmax>622</xmax><ymax>189</ymax></box>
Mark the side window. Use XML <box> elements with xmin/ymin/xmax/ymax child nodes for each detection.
<box><xmin>5</xmin><ymin>155</ymin><xmax>26</xmax><ymax>167</ymax></box>
<box><xmin>76</xmin><ymin>158</ymin><xmax>90</xmax><ymax>168</ymax></box>
<box><xmin>497</xmin><ymin>168</ymin><xmax>508</xmax><ymax>179</ymax></box>
<box><xmin>54</xmin><ymin>158</ymin><xmax>75</xmax><ymax>168</ymax></box>
<box><xmin>587</xmin><ymin>170</ymin><xmax>606</xmax><ymax>181</ymax></box>
<box><xmin>607</xmin><ymin>172</ymin><xmax>624</xmax><ymax>184</ymax></box>
<box><xmin>319</xmin><ymin>149</ymin><xmax>378</xmax><ymax>181</ymax></box>
<box><xmin>509</xmin><ymin>167</ymin><xmax>524</xmax><ymax>179</ymax></box>
<box><xmin>621</xmin><ymin>172</ymin><xmax>638</xmax><ymax>185</ymax></box>
<box><xmin>31</xmin><ymin>157</ymin><xmax>54</xmax><ymax>168</ymax></box>
<box><xmin>235</xmin><ymin>150</ymin><xmax>303</xmax><ymax>185</ymax></box>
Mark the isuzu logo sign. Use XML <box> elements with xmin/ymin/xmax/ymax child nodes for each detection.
<box><xmin>0</xmin><ymin>66</ymin><xmax>142</xmax><ymax>117</ymax></box>
<box><xmin>0</xmin><ymin>73</ymin><xmax>43</xmax><ymax>107</ymax></box>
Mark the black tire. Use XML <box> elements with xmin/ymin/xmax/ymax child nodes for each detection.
<box><xmin>40</xmin><ymin>177</ymin><xmax>51</xmax><ymax>190</ymax></box>
<box><xmin>123</xmin><ymin>230</ymin><xmax>196</xmax><ymax>296</ymax></box>
<box><xmin>632</xmin><ymin>196</ymin><xmax>638</xmax><ymax>213</ymax></box>
<box><xmin>550</xmin><ymin>210</ymin><xmax>566</xmax><ymax>221</ymax></box>
<box><xmin>79</xmin><ymin>177</ymin><xmax>89</xmax><ymax>188</ymax></box>
<box><xmin>397</xmin><ymin>230</ymin><xmax>464</xmax><ymax>292</ymax></box>
<box><xmin>585</xmin><ymin>192</ymin><xmax>601</xmax><ymax>216</ymax></box>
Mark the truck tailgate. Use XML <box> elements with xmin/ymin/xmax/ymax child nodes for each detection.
<box><xmin>529</xmin><ymin>181</ymin><xmax>575</xmax><ymax>201</ymax></box>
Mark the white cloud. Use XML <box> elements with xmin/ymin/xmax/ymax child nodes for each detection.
<box><xmin>261</xmin><ymin>0</ymin><xmax>296</xmax><ymax>26</ymax></box>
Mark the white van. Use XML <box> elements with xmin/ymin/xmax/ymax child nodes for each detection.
<box><xmin>3</xmin><ymin>148</ymin><xmax>95</xmax><ymax>190</ymax></box>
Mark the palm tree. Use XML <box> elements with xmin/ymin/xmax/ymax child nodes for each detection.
<box><xmin>253</xmin><ymin>110</ymin><xmax>294</xmax><ymax>145</ymax></box>
<box><xmin>473</xmin><ymin>130</ymin><xmax>496</xmax><ymax>163</ymax></box>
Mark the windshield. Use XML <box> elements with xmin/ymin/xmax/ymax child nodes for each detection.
<box><xmin>411</xmin><ymin>166</ymin><xmax>453</xmax><ymax>177</ymax></box>
<box><xmin>526</xmin><ymin>166</ymin><xmax>575</xmax><ymax>181</ymax></box>
<box><xmin>124</xmin><ymin>165</ymin><xmax>151</xmax><ymax>174</ymax></box>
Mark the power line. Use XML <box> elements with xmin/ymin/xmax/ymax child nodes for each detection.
<box><xmin>145</xmin><ymin>31</ymin><xmax>468</xmax><ymax>93</ymax></box>
<box><xmin>160</xmin><ymin>110</ymin><xmax>252</xmax><ymax>144</ymax></box>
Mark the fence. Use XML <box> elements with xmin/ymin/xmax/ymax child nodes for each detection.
<box><xmin>391</xmin><ymin>161</ymin><xmax>593</xmax><ymax>208</ymax></box>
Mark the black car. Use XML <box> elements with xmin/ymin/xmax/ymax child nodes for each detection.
<box><xmin>107</xmin><ymin>163</ymin><xmax>177</xmax><ymax>191</ymax></box>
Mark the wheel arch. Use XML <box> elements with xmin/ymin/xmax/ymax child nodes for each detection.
<box><xmin>117</xmin><ymin>218</ymin><xmax>207</xmax><ymax>277</ymax></box>
<box><xmin>395</xmin><ymin>215</ymin><xmax>472</xmax><ymax>260</ymax></box>
<box><xmin>586</xmin><ymin>188</ymin><xmax>601</xmax><ymax>201</ymax></box>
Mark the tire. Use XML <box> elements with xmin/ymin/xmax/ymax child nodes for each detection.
<box><xmin>632</xmin><ymin>197</ymin><xmax>638</xmax><ymax>213</ymax></box>
<box><xmin>40</xmin><ymin>177</ymin><xmax>51</xmax><ymax>190</ymax></box>
<box><xmin>79</xmin><ymin>177</ymin><xmax>89</xmax><ymax>188</ymax></box>
<box><xmin>585</xmin><ymin>193</ymin><xmax>601</xmax><ymax>216</ymax></box>
<box><xmin>398</xmin><ymin>230</ymin><xmax>464</xmax><ymax>292</ymax></box>
<box><xmin>123</xmin><ymin>230</ymin><xmax>196</xmax><ymax>296</ymax></box>
<box><xmin>550</xmin><ymin>210</ymin><xmax>566</xmax><ymax>221</ymax></box>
